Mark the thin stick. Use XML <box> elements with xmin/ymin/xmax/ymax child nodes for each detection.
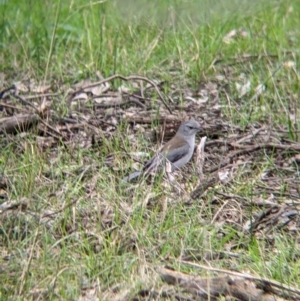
<box><xmin>71</xmin><ymin>74</ymin><xmax>172</xmax><ymax>114</ymax></box>
<box><xmin>195</xmin><ymin>136</ymin><xmax>207</xmax><ymax>181</ymax></box>
<box><xmin>180</xmin><ymin>260</ymin><xmax>300</xmax><ymax>297</ymax></box>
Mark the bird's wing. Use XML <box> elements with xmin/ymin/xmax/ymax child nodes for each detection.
<box><xmin>166</xmin><ymin>143</ymin><xmax>190</xmax><ymax>164</ymax></box>
<box><xmin>143</xmin><ymin>139</ymin><xmax>190</xmax><ymax>173</ymax></box>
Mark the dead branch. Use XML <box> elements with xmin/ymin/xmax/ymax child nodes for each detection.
<box><xmin>195</xmin><ymin>136</ymin><xmax>207</xmax><ymax>181</ymax></box>
<box><xmin>70</xmin><ymin>74</ymin><xmax>172</xmax><ymax>114</ymax></box>
<box><xmin>230</xmin><ymin>142</ymin><xmax>300</xmax><ymax>152</ymax></box>
<box><xmin>190</xmin><ymin>173</ymin><xmax>220</xmax><ymax>199</ymax></box>
<box><xmin>159</xmin><ymin>267</ymin><xmax>264</xmax><ymax>301</ymax></box>
<box><xmin>0</xmin><ymin>85</ymin><xmax>15</xmax><ymax>99</ymax></box>
<box><xmin>180</xmin><ymin>261</ymin><xmax>300</xmax><ymax>299</ymax></box>
<box><xmin>24</xmin><ymin>92</ymin><xmax>62</xmax><ymax>100</ymax></box>
<box><xmin>0</xmin><ymin>114</ymin><xmax>39</xmax><ymax>134</ymax></box>
<box><xmin>12</xmin><ymin>89</ymin><xmax>39</xmax><ymax>112</ymax></box>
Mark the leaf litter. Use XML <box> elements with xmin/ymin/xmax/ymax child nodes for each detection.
<box><xmin>0</xmin><ymin>69</ymin><xmax>300</xmax><ymax>300</ymax></box>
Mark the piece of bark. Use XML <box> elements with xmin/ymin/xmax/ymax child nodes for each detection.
<box><xmin>159</xmin><ymin>268</ymin><xmax>264</xmax><ymax>301</ymax></box>
<box><xmin>0</xmin><ymin>114</ymin><xmax>39</xmax><ymax>134</ymax></box>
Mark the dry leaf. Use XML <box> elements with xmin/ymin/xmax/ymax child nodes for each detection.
<box><xmin>283</xmin><ymin>61</ymin><xmax>296</xmax><ymax>68</ymax></box>
<box><xmin>72</xmin><ymin>93</ymin><xmax>89</xmax><ymax>101</ymax></box>
<box><xmin>223</xmin><ymin>29</ymin><xmax>237</xmax><ymax>44</ymax></box>
<box><xmin>14</xmin><ymin>81</ymin><xmax>29</xmax><ymax>92</ymax></box>
<box><xmin>91</xmin><ymin>84</ymin><xmax>108</xmax><ymax>96</ymax></box>
<box><xmin>236</xmin><ymin>80</ymin><xmax>251</xmax><ymax>97</ymax></box>
<box><xmin>30</xmin><ymin>84</ymin><xmax>51</xmax><ymax>93</ymax></box>
<box><xmin>218</xmin><ymin>170</ymin><xmax>229</xmax><ymax>182</ymax></box>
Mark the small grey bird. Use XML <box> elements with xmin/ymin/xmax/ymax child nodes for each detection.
<box><xmin>123</xmin><ymin>120</ymin><xmax>201</xmax><ymax>182</ymax></box>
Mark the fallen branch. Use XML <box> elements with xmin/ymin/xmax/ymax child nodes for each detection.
<box><xmin>230</xmin><ymin>142</ymin><xmax>300</xmax><ymax>152</ymax></box>
<box><xmin>0</xmin><ymin>85</ymin><xmax>15</xmax><ymax>99</ymax></box>
<box><xmin>12</xmin><ymin>89</ymin><xmax>39</xmax><ymax>112</ymax></box>
<box><xmin>195</xmin><ymin>136</ymin><xmax>207</xmax><ymax>181</ymax></box>
<box><xmin>159</xmin><ymin>267</ymin><xmax>263</xmax><ymax>301</ymax></box>
<box><xmin>180</xmin><ymin>261</ymin><xmax>300</xmax><ymax>299</ymax></box>
<box><xmin>0</xmin><ymin>114</ymin><xmax>39</xmax><ymax>134</ymax></box>
<box><xmin>70</xmin><ymin>74</ymin><xmax>172</xmax><ymax>114</ymax></box>
<box><xmin>189</xmin><ymin>172</ymin><xmax>220</xmax><ymax>199</ymax></box>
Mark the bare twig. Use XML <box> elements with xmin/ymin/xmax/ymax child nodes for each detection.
<box><xmin>71</xmin><ymin>74</ymin><xmax>172</xmax><ymax>114</ymax></box>
<box><xmin>0</xmin><ymin>86</ymin><xmax>16</xmax><ymax>103</ymax></box>
<box><xmin>180</xmin><ymin>260</ymin><xmax>300</xmax><ymax>297</ymax></box>
<box><xmin>230</xmin><ymin>142</ymin><xmax>300</xmax><ymax>152</ymax></box>
<box><xmin>0</xmin><ymin>103</ymin><xmax>27</xmax><ymax>112</ymax></box>
<box><xmin>24</xmin><ymin>92</ymin><xmax>62</xmax><ymax>100</ymax></box>
<box><xmin>195</xmin><ymin>136</ymin><xmax>207</xmax><ymax>181</ymax></box>
<box><xmin>12</xmin><ymin>89</ymin><xmax>39</xmax><ymax>112</ymax></box>
<box><xmin>42</xmin><ymin>198</ymin><xmax>79</xmax><ymax>219</ymax></box>
<box><xmin>39</xmin><ymin>119</ymin><xmax>63</xmax><ymax>139</ymax></box>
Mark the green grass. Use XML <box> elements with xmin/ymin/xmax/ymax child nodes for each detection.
<box><xmin>2</xmin><ymin>0</ymin><xmax>299</xmax><ymax>78</ymax></box>
<box><xmin>1</xmin><ymin>0</ymin><xmax>300</xmax><ymax>300</ymax></box>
